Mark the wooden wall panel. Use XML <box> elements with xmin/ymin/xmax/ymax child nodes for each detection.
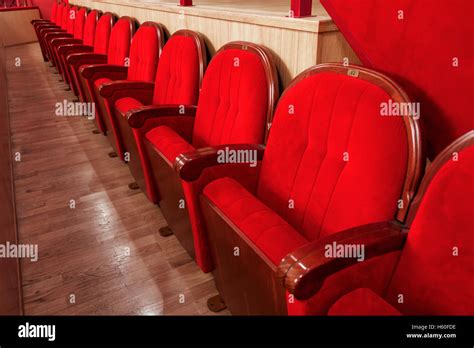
<box><xmin>73</xmin><ymin>0</ymin><xmax>359</xmax><ymax>87</ymax></box>
<box><xmin>0</xmin><ymin>44</ymin><xmax>23</xmax><ymax>315</ymax></box>
<box><xmin>0</xmin><ymin>8</ymin><xmax>41</xmax><ymax>47</ymax></box>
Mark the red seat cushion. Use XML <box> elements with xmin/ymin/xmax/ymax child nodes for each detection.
<box><xmin>328</xmin><ymin>288</ymin><xmax>401</xmax><ymax>316</ymax></box>
<box><xmin>115</xmin><ymin>97</ymin><xmax>143</xmax><ymax>116</ymax></box>
<box><xmin>94</xmin><ymin>77</ymin><xmax>111</xmax><ymax>89</ymax></box>
<box><xmin>203</xmin><ymin>177</ymin><xmax>308</xmax><ymax>265</ymax></box>
<box><xmin>145</xmin><ymin>126</ymin><xmax>195</xmax><ymax>164</ymax></box>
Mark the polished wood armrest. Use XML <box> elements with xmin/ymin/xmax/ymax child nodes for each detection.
<box><xmin>39</xmin><ymin>27</ymin><xmax>64</xmax><ymax>36</ymax></box>
<box><xmin>80</xmin><ymin>64</ymin><xmax>128</xmax><ymax>80</ymax></box>
<box><xmin>51</xmin><ymin>38</ymin><xmax>82</xmax><ymax>47</ymax></box>
<box><xmin>175</xmin><ymin>144</ymin><xmax>266</xmax><ymax>182</ymax></box>
<box><xmin>32</xmin><ymin>19</ymin><xmax>50</xmax><ymax>24</ymax></box>
<box><xmin>44</xmin><ymin>32</ymin><xmax>72</xmax><ymax>40</ymax></box>
<box><xmin>127</xmin><ymin>105</ymin><xmax>197</xmax><ymax>128</ymax></box>
<box><xmin>67</xmin><ymin>53</ymin><xmax>107</xmax><ymax>66</ymax></box>
<box><xmin>277</xmin><ymin>221</ymin><xmax>409</xmax><ymax>301</ymax></box>
<box><xmin>35</xmin><ymin>23</ymin><xmax>58</xmax><ymax>30</ymax></box>
<box><xmin>58</xmin><ymin>44</ymin><xmax>92</xmax><ymax>56</ymax></box>
<box><xmin>98</xmin><ymin>80</ymin><xmax>154</xmax><ymax>105</ymax></box>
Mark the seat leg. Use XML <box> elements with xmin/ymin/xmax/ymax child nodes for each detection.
<box><xmin>159</xmin><ymin>226</ymin><xmax>173</xmax><ymax>237</ymax></box>
<box><xmin>128</xmin><ymin>182</ymin><xmax>139</xmax><ymax>190</ymax></box>
<box><xmin>108</xmin><ymin>152</ymin><xmax>118</xmax><ymax>158</ymax></box>
<box><xmin>207</xmin><ymin>295</ymin><xmax>227</xmax><ymax>313</ymax></box>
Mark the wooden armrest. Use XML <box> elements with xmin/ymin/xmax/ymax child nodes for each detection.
<box><xmin>51</xmin><ymin>38</ymin><xmax>82</xmax><ymax>47</ymax></box>
<box><xmin>67</xmin><ymin>53</ymin><xmax>107</xmax><ymax>66</ymax></box>
<box><xmin>45</xmin><ymin>32</ymin><xmax>72</xmax><ymax>40</ymax></box>
<box><xmin>127</xmin><ymin>105</ymin><xmax>197</xmax><ymax>128</ymax></box>
<box><xmin>58</xmin><ymin>44</ymin><xmax>92</xmax><ymax>56</ymax></box>
<box><xmin>277</xmin><ymin>221</ymin><xmax>409</xmax><ymax>301</ymax></box>
<box><xmin>35</xmin><ymin>24</ymin><xmax>58</xmax><ymax>30</ymax></box>
<box><xmin>80</xmin><ymin>64</ymin><xmax>128</xmax><ymax>80</ymax></box>
<box><xmin>99</xmin><ymin>80</ymin><xmax>154</xmax><ymax>105</ymax></box>
<box><xmin>32</xmin><ymin>19</ymin><xmax>50</xmax><ymax>24</ymax></box>
<box><xmin>175</xmin><ymin>144</ymin><xmax>266</xmax><ymax>182</ymax></box>
<box><xmin>40</xmin><ymin>27</ymin><xmax>64</xmax><ymax>35</ymax></box>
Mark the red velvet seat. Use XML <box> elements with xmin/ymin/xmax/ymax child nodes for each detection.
<box><xmin>37</xmin><ymin>3</ymin><xmax>70</xmax><ymax>61</ymax></box>
<box><xmin>130</xmin><ymin>42</ymin><xmax>279</xmax><ymax>271</ymax></box>
<box><xmin>31</xmin><ymin>1</ymin><xmax>59</xmax><ymax>61</ymax></box>
<box><xmin>56</xmin><ymin>9</ymin><xmax>99</xmax><ymax>89</ymax></box>
<box><xmin>323</xmin><ymin>131</ymin><xmax>474</xmax><ymax>315</ymax></box>
<box><xmin>48</xmin><ymin>7</ymin><xmax>88</xmax><ymax>77</ymax></box>
<box><xmin>61</xmin><ymin>12</ymin><xmax>114</xmax><ymax>103</ymax></box>
<box><xmin>80</xmin><ymin>21</ymin><xmax>164</xmax><ymax>141</ymax></box>
<box><xmin>97</xmin><ymin>30</ymin><xmax>206</xmax><ymax>196</ymax></box>
<box><xmin>196</xmin><ymin>64</ymin><xmax>423</xmax><ymax>314</ymax></box>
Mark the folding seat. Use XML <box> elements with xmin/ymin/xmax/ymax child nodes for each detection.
<box><xmin>37</xmin><ymin>3</ymin><xmax>70</xmax><ymax>61</ymax></box>
<box><xmin>48</xmin><ymin>7</ymin><xmax>88</xmax><ymax>82</ymax></box>
<box><xmin>42</xmin><ymin>6</ymin><xmax>80</xmax><ymax>70</ymax></box>
<box><xmin>31</xmin><ymin>1</ymin><xmax>62</xmax><ymax>61</ymax></box>
<box><xmin>80</xmin><ymin>21</ymin><xmax>165</xmax><ymax>144</ymax></box>
<box><xmin>279</xmin><ymin>131</ymin><xmax>474</xmax><ymax>316</ymax></box>
<box><xmin>96</xmin><ymin>29</ymin><xmax>205</xmax><ymax>171</ymax></box>
<box><xmin>55</xmin><ymin>9</ymin><xmax>99</xmax><ymax>89</ymax></box>
<box><xmin>194</xmin><ymin>63</ymin><xmax>423</xmax><ymax>314</ymax></box>
<box><xmin>59</xmin><ymin>12</ymin><xmax>115</xmax><ymax>103</ymax></box>
<box><xmin>125</xmin><ymin>42</ymin><xmax>278</xmax><ymax>271</ymax></box>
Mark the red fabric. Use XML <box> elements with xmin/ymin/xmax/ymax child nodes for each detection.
<box><xmin>60</xmin><ymin>4</ymin><xmax>69</xmax><ymax>30</ymax></box>
<box><xmin>145</xmin><ymin>126</ymin><xmax>196</xmax><ymax>164</ymax></box>
<box><xmin>94</xmin><ymin>77</ymin><xmax>111</xmax><ymax>89</ymax></box>
<box><xmin>82</xmin><ymin>10</ymin><xmax>97</xmax><ymax>46</ymax></box>
<box><xmin>321</xmin><ymin>0</ymin><xmax>474</xmax><ymax>158</ymax></box>
<box><xmin>93</xmin><ymin>13</ymin><xmax>112</xmax><ymax>54</ymax></box>
<box><xmin>258</xmin><ymin>72</ymin><xmax>408</xmax><ymax>241</ymax></box>
<box><xmin>385</xmin><ymin>145</ymin><xmax>474</xmax><ymax>315</ymax></box>
<box><xmin>203</xmin><ymin>177</ymin><xmax>307</xmax><ymax>265</ymax></box>
<box><xmin>66</xmin><ymin>7</ymin><xmax>76</xmax><ymax>34</ymax></box>
<box><xmin>192</xmin><ymin>48</ymin><xmax>268</xmax><ymax>148</ymax></box>
<box><xmin>152</xmin><ymin>35</ymin><xmax>200</xmax><ymax>105</ymax></box>
<box><xmin>127</xmin><ymin>26</ymin><xmax>160</xmax><ymax>82</ymax></box>
<box><xmin>54</xmin><ymin>3</ymin><xmax>64</xmax><ymax>25</ymax></box>
<box><xmin>106</xmin><ymin>17</ymin><xmax>132</xmax><ymax>65</ymax></box>
<box><xmin>72</xmin><ymin>8</ymin><xmax>86</xmax><ymax>39</ymax></box>
<box><xmin>328</xmin><ymin>288</ymin><xmax>401</xmax><ymax>316</ymax></box>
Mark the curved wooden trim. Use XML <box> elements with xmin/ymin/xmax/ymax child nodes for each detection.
<box><xmin>216</xmin><ymin>41</ymin><xmax>279</xmax><ymax>143</ymax></box>
<box><xmin>127</xmin><ymin>105</ymin><xmax>198</xmax><ymax>128</ymax></box>
<box><xmin>175</xmin><ymin>143</ymin><xmax>266</xmax><ymax>182</ymax></box>
<box><xmin>406</xmin><ymin>130</ymin><xmax>474</xmax><ymax>225</ymax></box>
<box><xmin>171</xmin><ymin>29</ymin><xmax>208</xmax><ymax>90</ymax></box>
<box><xmin>281</xmin><ymin>63</ymin><xmax>424</xmax><ymax>225</ymax></box>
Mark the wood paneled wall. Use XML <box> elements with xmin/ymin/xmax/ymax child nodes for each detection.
<box><xmin>73</xmin><ymin>0</ymin><xmax>359</xmax><ymax>87</ymax></box>
<box><xmin>0</xmin><ymin>8</ymin><xmax>40</xmax><ymax>47</ymax></box>
<box><xmin>0</xmin><ymin>44</ymin><xmax>23</xmax><ymax>315</ymax></box>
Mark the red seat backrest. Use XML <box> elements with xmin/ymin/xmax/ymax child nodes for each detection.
<box><xmin>54</xmin><ymin>3</ymin><xmax>64</xmax><ymax>26</ymax></box>
<box><xmin>152</xmin><ymin>30</ymin><xmax>206</xmax><ymax>106</ymax></box>
<box><xmin>387</xmin><ymin>132</ymin><xmax>474</xmax><ymax>315</ymax></box>
<box><xmin>106</xmin><ymin>16</ymin><xmax>135</xmax><ymax>65</ymax></box>
<box><xmin>191</xmin><ymin>42</ymin><xmax>278</xmax><ymax>149</ymax></box>
<box><xmin>66</xmin><ymin>6</ymin><xmax>77</xmax><ymax>34</ymax></box>
<box><xmin>60</xmin><ymin>4</ymin><xmax>70</xmax><ymax>30</ymax></box>
<box><xmin>257</xmin><ymin>64</ymin><xmax>422</xmax><ymax>241</ymax></box>
<box><xmin>82</xmin><ymin>9</ymin><xmax>98</xmax><ymax>47</ymax></box>
<box><xmin>73</xmin><ymin>7</ymin><xmax>87</xmax><ymax>40</ymax></box>
<box><xmin>92</xmin><ymin>13</ymin><xmax>114</xmax><ymax>55</ymax></box>
<box><xmin>126</xmin><ymin>22</ymin><xmax>164</xmax><ymax>82</ymax></box>
<box><xmin>50</xmin><ymin>1</ymin><xmax>58</xmax><ymax>22</ymax></box>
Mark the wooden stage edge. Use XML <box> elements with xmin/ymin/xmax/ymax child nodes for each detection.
<box><xmin>74</xmin><ymin>0</ymin><xmax>360</xmax><ymax>87</ymax></box>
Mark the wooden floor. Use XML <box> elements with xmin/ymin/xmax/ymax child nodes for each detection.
<box><xmin>6</xmin><ymin>43</ymin><xmax>228</xmax><ymax>315</ymax></box>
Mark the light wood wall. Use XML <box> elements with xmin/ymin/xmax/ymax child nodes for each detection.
<box><xmin>0</xmin><ymin>8</ymin><xmax>41</xmax><ymax>47</ymax></box>
<box><xmin>73</xmin><ymin>0</ymin><xmax>359</xmax><ymax>87</ymax></box>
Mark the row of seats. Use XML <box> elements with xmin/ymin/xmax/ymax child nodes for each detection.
<box><xmin>31</xmin><ymin>1</ymin><xmax>474</xmax><ymax>316</ymax></box>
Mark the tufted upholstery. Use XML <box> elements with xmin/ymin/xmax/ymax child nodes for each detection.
<box><xmin>73</xmin><ymin>8</ymin><xmax>87</xmax><ymax>40</ymax></box>
<box><xmin>192</xmin><ymin>48</ymin><xmax>269</xmax><ymax>148</ymax></box>
<box><xmin>127</xmin><ymin>25</ymin><xmax>160</xmax><ymax>81</ymax></box>
<box><xmin>93</xmin><ymin>14</ymin><xmax>113</xmax><ymax>54</ymax></box>
<box><xmin>66</xmin><ymin>7</ymin><xmax>77</xmax><ymax>34</ymax></box>
<box><xmin>55</xmin><ymin>4</ymin><xmax>64</xmax><ymax>26</ymax></box>
<box><xmin>106</xmin><ymin>17</ymin><xmax>133</xmax><ymax>65</ymax></box>
<box><xmin>257</xmin><ymin>72</ymin><xmax>408</xmax><ymax>241</ymax></box>
<box><xmin>329</xmin><ymin>144</ymin><xmax>474</xmax><ymax>315</ymax></box>
<box><xmin>152</xmin><ymin>35</ymin><xmax>201</xmax><ymax>105</ymax></box>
